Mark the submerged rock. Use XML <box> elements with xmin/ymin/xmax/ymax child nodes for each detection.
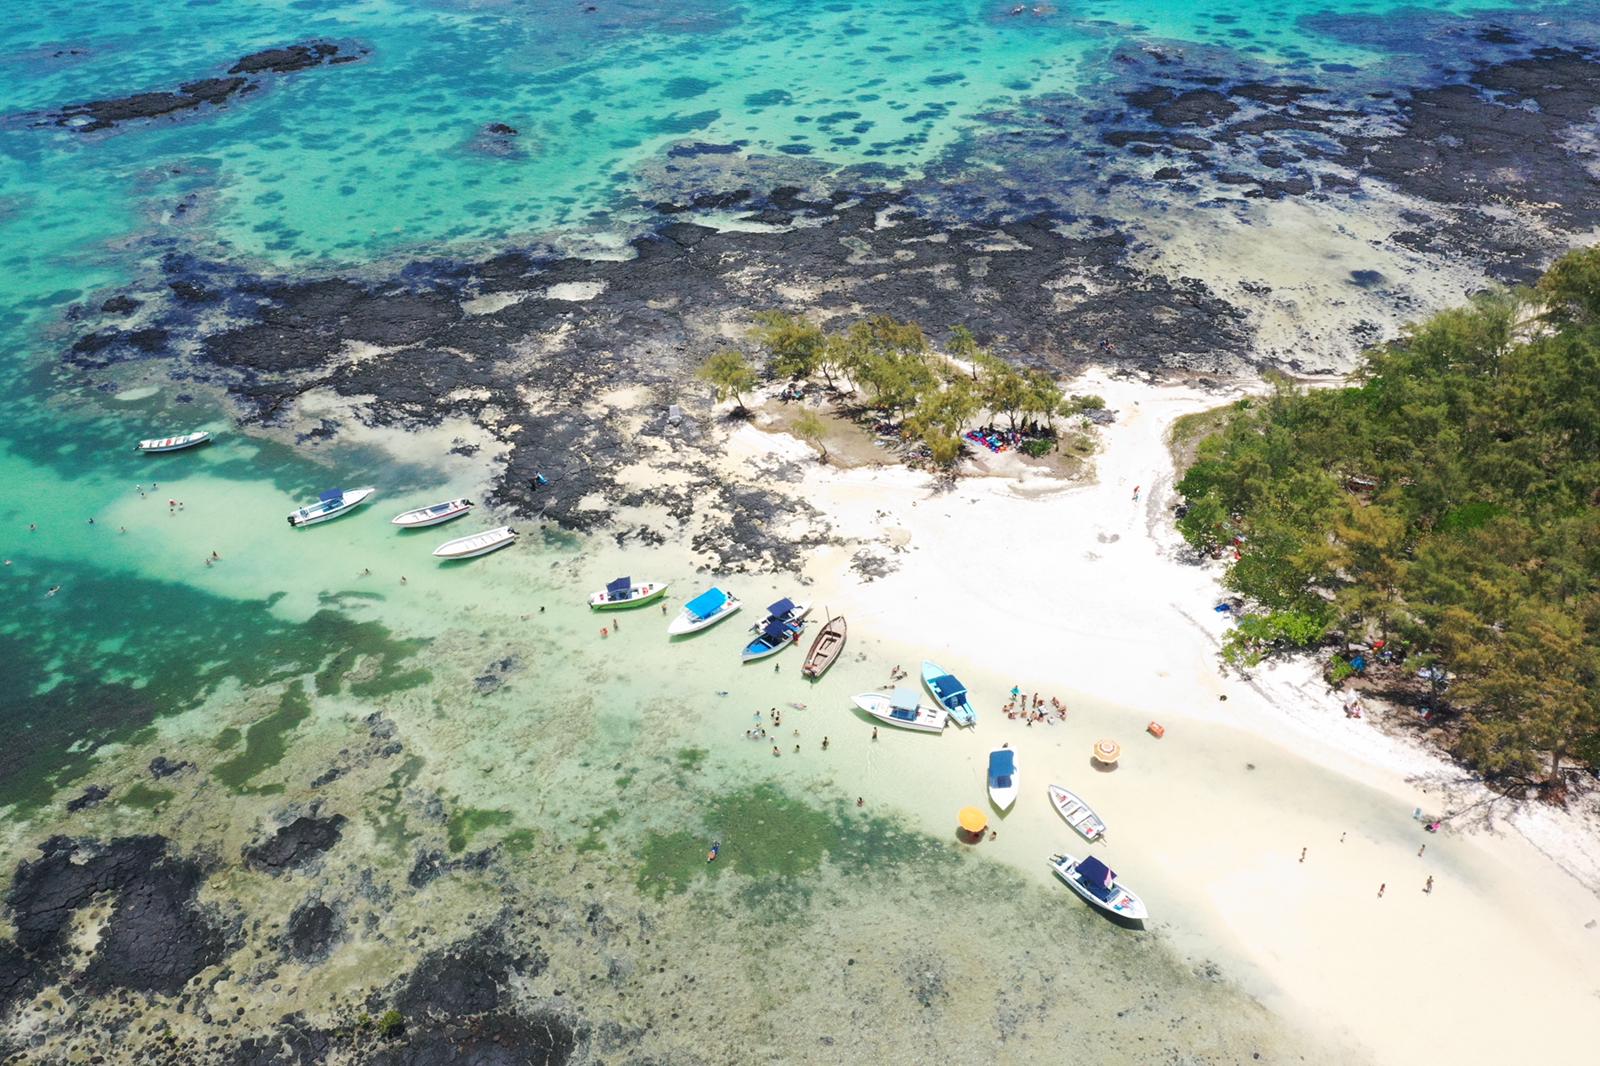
<box><xmin>242</xmin><ymin>814</ymin><xmax>347</xmax><ymax>874</ymax></box>
<box><xmin>65</xmin><ymin>783</ymin><xmax>109</xmax><ymax>812</ymax></box>
<box><xmin>283</xmin><ymin>899</ymin><xmax>342</xmax><ymax>962</ymax></box>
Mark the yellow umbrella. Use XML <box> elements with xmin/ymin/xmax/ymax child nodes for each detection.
<box><xmin>1093</xmin><ymin>738</ymin><xmax>1122</xmax><ymax>764</ymax></box>
<box><xmin>958</xmin><ymin>806</ymin><xmax>988</xmax><ymax>834</ymax></box>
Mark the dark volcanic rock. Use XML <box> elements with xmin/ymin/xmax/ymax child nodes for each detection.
<box><xmin>242</xmin><ymin>814</ymin><xmax>347</xmax><ymax>874</ymax></box>
<box><xmin>408</xmin><ymin>847</ymin><xmax>496</xmax><ymax>888</ymax></box>
<box><xmin>34</xmin><ymin>40</ymin><xmax>367</xmax><ymax>133</ymax></box>
<box><xmin>66</xmin><ymin>783</ymin><xmax>110</xmax><ymax>812</ymax></box>
<box><xmin>397</xmin><ymin>929</ymin><xmax>548</xmax><ymax>1018</ymax></box>
<box><xmin>369</xmin><ymin>1012</ymin><xmax>577</xmax><ymax>1066</ymax></box>
<box><xmin>283</xmin><ymin>900</ymin><xmax>342</xmax><ymax>961</ymax></box>
<box><xmin>149</xmin><ymin>755</ymin><xmax>194</xmax><ymax>778</ymax></box>
<box><xmin>4</xmin><ymin>835</ymin><xmax>221</xmax><ymax>995</ymax></box>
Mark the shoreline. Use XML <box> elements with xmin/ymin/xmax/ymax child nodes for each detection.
<box><xmin>712</xmin><ymin>368</ymin><xmax>1600</xmax><ymax>1062</ymax></box>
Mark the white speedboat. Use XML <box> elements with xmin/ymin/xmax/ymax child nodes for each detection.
<box><xmin>668</xmin><ymin>587</ymin><xmax>742</xmax><ymax>635</ymax></box>
<box><xmin>392</xmin><ymin>498</ymin><xmax>473</xmax><ymax>528</ymax></box>
<box><xmin>987</xmin><ymin>747</ymin><xmax>1018</xmax><ymax>811</ymax></box>
<box><xmin>1047</xmin><ymin>784</ymin><xmax>1106</xmax><ymax>842</ymax></box>
<box><xmin>287</xmin><ymin>486</ymin><xmax>376</xmax><ymax>527</ymax></box>
<box><xmin>589</xmin><ymin>577</ymin><xmax>669</xmax><ymax>610</ymax></box>
<box><xmin>433</xmin><ymin>526</ymin><xmax>517</xmax><ymax>560</ymax></box>
<box><xmin>852</xmin><ymin>689</ymin><xmax>948</xmax><ymax>733</ymax></box>
<box><xmin>740</xmin><ymin>598</ymin><xmax>811</xmax><ymax>661</ymax></box>
<box><xmin>1048</xmin><ymin>853</ymin><xmax>1147</xmax><ymax>923</ymax></box>
<box><xmin>137</xmin><ymin>431</ymin><xmax>210</xmax><ymax>453</ymax></box>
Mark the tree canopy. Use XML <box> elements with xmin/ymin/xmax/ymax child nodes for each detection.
<box><xmin>1174</xmin><ymin>249</ymin><xmax>1600</xmax><ymax>787</ymax></box>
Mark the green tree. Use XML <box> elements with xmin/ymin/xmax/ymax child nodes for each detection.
<box><xmin>750</xmin><ymin>311</ymin><xmax>827</xmax><ymax>382</ymax></box>
<box><xmin>792</xmin><ymin>409</ymin><xmax>830</xmax><ymax>462</ymax></box>
<box><xmin>697</xmin><ymin>348</ymin><xmax>758</xmax><ymax>412</ymax></box>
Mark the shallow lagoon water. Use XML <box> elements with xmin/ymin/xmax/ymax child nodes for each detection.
<box><xmin>0</xmin><ymin>0</ymin><xmax>1581</xmax><ymax>1059</ymax></box>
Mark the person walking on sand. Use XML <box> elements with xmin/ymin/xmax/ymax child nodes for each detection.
<box><xmin>822</xmin><ymin>736</ymin><xmax>829</xmax><ymax>750</ymax></box>
<box><xmin>1418</xmin><ymin>843</ymin><xmax>1426</xmax><ymax>857</ymax></box>
<box><xmin>1300</xmin><ymin>847</ymin><xmax>1306</xmax><ymax>863</ymax></box>
<box><xmin>1378</xmin><ymin>883</ymin><xmax>1386</xmax><ymax>898</ymax></box>
<box><xmin>871</xmin><ymin>726</ymin><xmax>878</xmax><ymax>741</ymax></box>
<box><xmin>1425</xmin><ymin>876</ymin><xmax>1434</xmax><ymax>894</ymax></box>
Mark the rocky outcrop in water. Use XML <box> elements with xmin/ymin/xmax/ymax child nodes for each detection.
<box><xmin>243</xmin><ymin>814</ymin><xmax>347</xmax><ymax>874</ymax></box>
<box><xmin>26</xmin><ymin>40</ymin><xmax>368</xmax><ymax>133</ymax></box>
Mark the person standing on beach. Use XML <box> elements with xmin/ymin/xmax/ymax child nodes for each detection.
<box><xmin>1300</xmin><ymin>847</ymin><xmax>1307</xmax><ymax>863</ymax></box>
<box><xmin>1418</xmin><ymin>843</ymin><xmax>1427</xmax><ymax>857</ymax></box>
<box><xmin>871</xmin><ymin>727</ymin><xmax>878</xmax><ymax>740</ymax></box>
<box><xmin>1425</xmin><ymin>876</ymin><xmax>1434</xmax><ymax>894</ymax></box>
<box><xmin>1378</xmin><ymin>883</ymin><xmax>1386</xmax><ymax>898</ymax></box>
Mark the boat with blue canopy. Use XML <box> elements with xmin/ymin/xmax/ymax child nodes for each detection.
<box><xmin>740</xmin><ymin>597</ymin><xmax>811</xmax><ymax>661</ymax></box>
<box><xmin>668</xmin><ymin>586</ymin><xmax>742</xmax><ymax>635</ymax></box>
<box><xmin>851</xmin><ymin>688</ymin><xmax>948</xmax><ymax>733</ymax></box>
<box><xmin>987</xmin><ymin>746</ymin><xmax>1018</xmax><ymax>810</ymax></box>
<box><xmin>921</xmin><ymin>661</ymin><xmax>977</xmax><ymax>727</ymax></box>
<box><xmin>1048</xmin><ymin>853</ymin><xmax>1147</xmax><ymax>923</ymax></box>
<box><xmin>287</xmin><ymin>486</ymin><xmax>376</xmax><ymax>527</ymax></box>
<box><xmin>589</xmin><ymin>576</ymin><xmax>669</xmax><ymax>610</ymax></box>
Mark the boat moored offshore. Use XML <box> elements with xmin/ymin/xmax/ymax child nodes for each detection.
<box><xmin>287</xmin><ymin>487</ymin><xmax>377</xmax><ymax>527</ymax></box>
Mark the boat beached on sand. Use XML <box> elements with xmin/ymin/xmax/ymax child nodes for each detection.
<box><xmin>741</xmin><ymin>598</ymin><xmax>811</xmax><ymax>662</ymax></box>
<box><xmin>392</xmin><ymin>498</ymin><xmax>473</xmax><ymax>528</ymax></box>
<box><xmin>137</xmin><ymin>431</ymin><xmax>211</xmax><ymax>453</ymax></box>
<box><xmin>669</xmin><ymin>587</ymin><xmax>742</xmax><ymax>635</ymax></box>
<box><xmin>287</xmin><ymin>487</ymin><xmax>376</xmax><ymax>527</ymax></box>
<box><xmin>852</xmin><ymin>688</ymin><xmax>948</xmax><ymax>733</ymax></box>
<box><xmin>988</xmin><ymin>747</ymin><xmax>1018</xmax><ymax>810</ymax></box>
<box><xmin>1047</xmin><ymin>784</ymin><xmax>1107</xmax><ymax>841</ymax></box>
<box><xmin>1048</xmin><ymin>853</ymin><xmax>1147</xmax><ymax>923</ymax></box>
<box><xmin>590</xmin><ymin>576</ymin><xmax>669</xmax><ymax>610</ymax></box>
<box><xmin>802</xmin><ymin>613</ymin><xmax>847</xmax><ymax>678</ymax></box>
<box><xmin>921</xmin><ymin>661</ymin><xmax>977</xmax><ymax>727</ymax></box>
<box><xmin>432</xmin><ymin>525</ymin><xmax>516</xmax><ymax>560</ymax></box>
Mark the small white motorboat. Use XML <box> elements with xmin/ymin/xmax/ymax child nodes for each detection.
<box><xmin>740</xmin><ymin>598</ymin><xmax>811</xmax><ymax>661</ymax></box>
<box><xmin>287</xmin><ymin>486</ymin><xmax>376</xmax><ymax>527</ymax></box>
<box><xmin>1048</xmin><ymin>853</ymin><xmax>1147</xmax><ymax>923</ymax></box>
<box><xmin>433</xmin><ymin>525</ymin><xmax>517</xmax><ymax>560</ymax></box>
<box><xmin>392</xmin><ymin>498</ymin><xmax>473</xmax><ymax>528</ymax></box>
<box><xmin>137</xmin><ymin>431</ymin><xmax>210</xmax><ymax>453</ymax></box>
<box><xmin>589</xmin><ymin>576</ymin><xmax>669</xmax><ymax>610</ymax></box>
<box><xmin>668</xmin><ymin>587</ymin><xmax>742</xmax><ymax>635</ymax></box>
<box><xmin>987</xmin><ymin>747</ymin><xmax>1018</xmax><ymax>811</ymax></box>
<box><xmin>1047</xmin><ymin>784</ymin><xmax>1107</xmax><ymax>842</ymax></box>
<box><xmin>852</xmin><ymin>689</ymin><xmax>948</xmax><ymax>733</ymax></box>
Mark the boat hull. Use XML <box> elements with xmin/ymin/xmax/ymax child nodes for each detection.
<box><xmin>668</xmin><ymin>599</ymin><xmax>741</xmax><ymax>635</ymax></box>
<box><xmin>851</xmin><ymin>693</ymin><xmax>948</xmax><ymax>733</ymax></box>
<box><xmin>921</xmin><ymin>660</ymin><xmax>977</xmax><ymax>727</ymax></box>
<box><xmin>1047</xmin><ymin>784</ymin><xmax>1106</xmax><ymax>841</ymax></box>
<box><xmin>393</xmin><ymin>499</ymin><xmax>473</xmax><ymax>527</ymax></box>
<box><xmin>589</xmin><ymin>583</ymin><xmax>669</xmax><ymax>609</ymax></box>
<box><xmin>138</xmin><ymin>431</ymin><xmax>210</xmax><ymax>453</ymax></box>
<box><xmin>1048</xmin><ymin>854</ymin><xmax>1147</xmax><ymax>922</ymax></box>
<box><xmin>802</xmin><ymin>616</ymin><xmax>847</xmax><ymax>678</ymax></box>
<box><xmin>433</xmin><ymin>527</ymin><xmax>517</xmax><ymax>559</ymax></box>
<box><xmin>288</xmin><ymin>487</ymin><xmax>376</xmax><ymax>527</ymax></box>
<box><xmin>989</xmin><ymin>784</ymin><xmax>1018</xmax><ymax>811</ymax></box>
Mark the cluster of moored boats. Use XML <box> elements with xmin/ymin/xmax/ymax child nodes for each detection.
<box><xmin>142</xmin><ymin>428</ymin><xmax>1143</xmax><ymax>921</ymax></box>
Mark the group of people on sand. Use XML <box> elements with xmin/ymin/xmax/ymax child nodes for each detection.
<box><xmin>1004</xmin><ymin>689</ymin><xmax>1067</xmax><ymax>725</ymax></box>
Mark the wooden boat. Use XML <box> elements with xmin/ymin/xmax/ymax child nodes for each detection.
<box><xmin>137</xmin><ymin>431</ymin><xmax>210</xmax><ymax>453</ymax></box>
<box><xmin>801</xmin><ymin>613</ymin><xmax>847</xmax><ymax>678</ymax></box>
<box><xmin>287</xmin><ymin>486</ymin><xmax>376</xmax><ymax>527</ymax></box>
<box><xmin>987</xmin><ymin>747</ymin><xmax>1018</xmax><ymax>811</ymax></box>
<box><xmin>1047</xmin><ymin>853</ymin><xmax>1147</xmax><ymax>923</ymax></box>
<box><xmin>589</xmin><ymin>576</ymin><xmax>669</xmax><ymax>610</ymax></box>
<box><xmin>741</xmin><ymin>598</ymin><xmax>811</xmax><ymax>662</ymax></box>
<box><xmin>668</xmin><ymin>587</ymin><xmax>742</xmax><ymax>635</ymax></box>
<box><xmin>851</xmin><ymin>689</ymin><xmax>948</xmax><ymax>733</ymax></box>
<box><xmin>1047</xmin><ymin>784</ymin><xmax>1106</xmax><ymax>842</ymax></box>
<box><xmin>432</xmin><ymin>525</ymin><xmax>516</xmax><ymax>560</ymax></box>
<box><xmin>392</xmin><ymin>498</ymin><xmax>473</xmax><ymax>528</ymax></box>
<box><xmin>920</xmin><ymin>661</ymin><xmax>976</xmax><ymax>727</ymax></box>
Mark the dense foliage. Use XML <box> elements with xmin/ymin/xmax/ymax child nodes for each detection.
<box><xmin>1176</xmin><ymin>249</ymin><xmax>1600</xmax><ymax>785</ymax></box>
<box><xmin>730</xmin><ymin>313</ymin><xmax>1101</xmax><ymax>465</ymax></box>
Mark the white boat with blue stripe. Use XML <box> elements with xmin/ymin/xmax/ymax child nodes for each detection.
<box><xmin>668</xmin><ymin>587</ymin><xmax>742</xmax><ymax>635</ymax></box>
<box><xmin>1048</xmin><ymin>853</ymin><xmax>1147</xmax><ymax>923</ymax></box>
<box><xmin>740</xmin><ymin>598</ymin><xmax>810</xmax><ymax>661</ymax></box>
<box><xmin>287</xmin><ymin>487</ymin><xmax>376</xmax><ymax>527</ymax></box>
<box><xmin>988</xmin><ymin>747</ymin><xmax>1018</xmax><ymax>810</ymax></box>
<box><xmin>921</xmin><ymin>661</ymin><xmax>977</xmax><ymax>727</ymax></box>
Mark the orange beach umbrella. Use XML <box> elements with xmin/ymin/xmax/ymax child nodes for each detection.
<box><xmin>1092</xmin><ymin>738</ymin><xmax>1122</xmax><ymax>764</ymax></box>
<box><xmin>958</xmin><ymin>806</ymin><xmax>988</xmax><ymax>834</ymax></box>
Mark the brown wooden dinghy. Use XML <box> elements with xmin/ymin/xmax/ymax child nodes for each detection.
<box><xmin>802</xmin><ymin>613</ymin><xmax>847</xmax><ymax>678</ymax></box>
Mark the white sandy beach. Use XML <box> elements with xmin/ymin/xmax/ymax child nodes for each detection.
<box><xmin>712</xmin><ymin>372</ymin><xmax>1600</xmax><ymax>1064</ymax></box>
